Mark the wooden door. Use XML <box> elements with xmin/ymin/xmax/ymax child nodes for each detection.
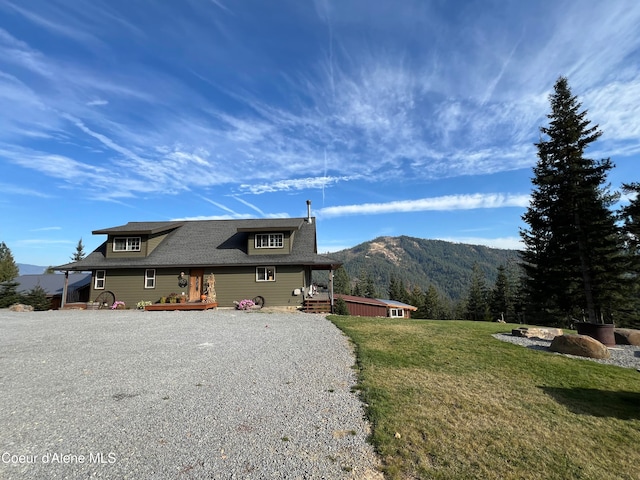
<box><xmin>189</xmin><ymin>269</ymin><xmax>204</xmax><ymax>301</ymax></box>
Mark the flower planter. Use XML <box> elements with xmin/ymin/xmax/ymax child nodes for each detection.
<box><xmin>575</xmin><ymin>322</ymin><xmax>616</xmax><ymax>347</ymax></box>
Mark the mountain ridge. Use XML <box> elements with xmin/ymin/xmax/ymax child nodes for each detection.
<box><xmin>17</xmin><ymin>263</ymin><xmax>47</xmax><ymax>275</ymax></box>
<box><xmin>326</xmin><ymin>235</ymin><xmax>521</xmax><ymax>301</ymax></box>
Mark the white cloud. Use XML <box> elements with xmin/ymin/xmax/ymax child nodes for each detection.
<box><xmin>436</xmin><ymin>236</ymin><xmax>523</xmax><ymax>251</ymax></box>
<box><xmin>86</xmin><ymin>99</ymin><xmax>108</xmax><ymax>106</ymax></box>
<box><xmin>30</xmin><ymin>226</ymin><xmax>61</xmax><ymax>231</ymax></box>
<box><xmin>318</xmin><ymin>193</ymin><xmax>530</xmax><ymax>218</ymax></box>
<box><xmin>240</xmin><ymin>175</ymin><xmax>354</xmax><ymax>194</ymax></box>
<box><xmin>0</xmin><ymin>182</ymin><xmax>53</xmax><ymax>198</ymax></box>
<box><xmin>0</xmin><ymin>1</ymin><xmax>639</xmax><ymax>202</ymax></box>
<box><xmin>15</xmin><ymin>239</ymin><xmax>74</xmax><ymax>246</ymax></box>
<box><xmin>233</xmin><ymin>196</ymin><xmax>265</xmax><ymax>216</ymax></box>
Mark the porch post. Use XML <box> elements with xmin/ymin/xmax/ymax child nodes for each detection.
<box><xmin>61</xmin><ymin>271</ymin><xmax>69</xmax><ymax>309</ymax></box>
<box><xmin>329</xmin><ymin>268</ymin><xmax>334</xmax><ymax>314</ymax></box>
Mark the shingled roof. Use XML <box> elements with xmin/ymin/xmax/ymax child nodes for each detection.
<box><xmin>10</xmin><ymin>273</ymin><xmax>91</xmax><ymax>295</ymax></box>
<box><xmin>55</xmin><ymin>217</ymin><xmax>341</xmax><ymax>271</ymax></box>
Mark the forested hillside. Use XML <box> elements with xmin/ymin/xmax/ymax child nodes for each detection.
<box><xmin>325</xmin><ymin>236</ymin><xmax>520</xmax><ymax>301</ymax></box>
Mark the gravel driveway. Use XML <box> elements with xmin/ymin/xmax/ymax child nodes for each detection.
<box><xmin>0</xmin><ymin>309</ymin><xmax>381</xmax><ymax>479</ymax></box>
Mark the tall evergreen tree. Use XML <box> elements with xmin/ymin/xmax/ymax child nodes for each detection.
<box><xmin>0</xmin><ymin>280</ymin><xmax>21</xmax><ymax>308</ymax></box>
<box><xmin>388</xmin><ymin>275</ymin><xmax>401</xmax><ymax>300</ymax></box>
<box><xmin>332</xmin><ymin>266</ymin><xmax>351</xmax><ymax>295</ymax></box>
<box><xmin>620</xmin><ymin>182</ymin><xmax>640</xmax><ymax>257</ymax></box>
<box><xmin>354</xmin><ymin>270</ymin><xmax>378</xmax><ymax>298</ymax></box>
<box><xmin>520</xmin><ymin>77</ymin><xmax>626</xmax><ymax>325</ymax></box>
<box><xmin>0</xmin><ymin>241</ymin><xmax>19</xmax><ymax>282</ymax></box>
<box><xmin>619</xmin><ymin>182</ymin><xmax>640</xmax><ymax>327</ymax></box>
<box><xmin>422</xmin><ymin>284</ymin><xmax>442</xmax><ymax>319</ymax></box>
<box><xmin>465</xmin><ymin>263</ymin><xmax>490</xmax><ymax>321</ymax></box>
<box><xmin>489</xmin><ymin>264</ymin><xmax>514</xmax><ymax>322</ymax></box>
<box><xmin>408</xmin><ymin>286</ymin><xmax>426</xmax><ymax>318</ymax></box>
<box><xmin>71</xmin><ymin>238</ymin><xmax>86</xmax><ymax>262</ymax></box>
<box><xmin>387</xmin><ymin>275</ymin><xmax>408</xmax><ymax>303</ymax></box>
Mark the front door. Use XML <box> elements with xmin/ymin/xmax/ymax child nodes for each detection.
<box><xmin>189</xmin><ymin>269</ymin><xmax>204</xmax><ymax>302</ymax></box>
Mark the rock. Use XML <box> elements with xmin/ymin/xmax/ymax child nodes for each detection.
<box><xmin>614</xmin><ymin>328</ymin><xmax>640</xmax><ymax>346</ymax></box>
<box><xmin>9</xmin><ymin>304</ymin><xmax>34</xmax><ymax>312</ymax></box>
<box><xmin>512</xmin><ymin>327</ymin><xmax>564</xmax><ymax>341</ymax></box>
<box><xmin>550</xmin><ymin>334</ymin><xmax>610</xmax><ymax>359</ymax></box>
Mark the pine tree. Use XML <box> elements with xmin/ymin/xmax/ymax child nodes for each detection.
<box><xmin>465</xmin><ymin>263</ymin><xmax>490</xmax><ymax>321</ymax></box>
<box><xmin>422</xmin><ymin>284</ymin><xmax>442</xmax><ymax>319</ymax></box>
<box><xmin>0</xmin><ymin>280</ymin><xmax>21</xmax><ymax>308</ymax></box>
<box><xmin>520</xmin><ymin>77</ymin><xmax>627</xmax><ymax>325</ymax></box>
<box><xmin>332</xmin><ymin>266</ymin><xmax>351</xmax><ymax>295</ymax></box>
<box><xmin>0</xmin><ymin>242</ymin><xmax>19</xmax><ymax>282</ymax></box>
<box><xmin>71</xmin><ymin>238</ymin><xmax>86</xmax><ymax>262</ymax></box>
<box><xmin>354</xmin><ymin>270</ymin><xmax>378</xmax><ymax>298</ymax></box>
<box><xmin>388</xmin><ymin>275</ymin><xmax>400</xmax><ymax>300</ymax></box>
<box><xmin>489</xmin><ymin>264</ymin><xmax>515</xmax><ymax>322</ymax></box>
<box><xmin>333</xmin><ymin>297</ymin><xmax>350</xmax><ymax>315</ymax></box>
<box><xmin>387</xmin><ymin>275</ymin><xmax>408</xmax><ymax>303</ymax></box>
<box><xmin>408</xmin><ymin>286</ymin><xmax>426</xmax><ymax>318</ymax></box>
<box><xmin>24</xmin><ymin>285</ymin><xmax>50</xmax><ymax>311</ymax></box>
<box><xmin>620</xmin><ymin>182</ymin><xmax>640</xmax><ymax>257</ymax></box>
<box><xmin>619</xmin><ymin>182</ymin><xmax>640</xmax><ymax>327</ymax></box>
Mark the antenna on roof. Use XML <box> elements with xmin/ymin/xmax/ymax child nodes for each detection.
<box><xmin>306</xmin><ymin>200</ymin><xmax>313</xmax><ymax>224</ymax></box>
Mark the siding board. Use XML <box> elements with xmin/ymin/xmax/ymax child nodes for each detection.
<box><xmin>91</xmin><ymin>265</ymin><xmax>307</xmax><ymax>309</ymax></box>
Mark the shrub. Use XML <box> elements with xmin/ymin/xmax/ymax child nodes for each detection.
<box><xmin>24</xmin><ymin>285</ymin><xmax>51</xmax><ymax>311</ymax></box>
<box><xmin>333</xmin><ymin>297</ymin><xmax>349</xmax><ymax>315</ymax></box>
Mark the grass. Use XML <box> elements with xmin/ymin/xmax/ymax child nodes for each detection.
<box><xmin>328</xmin><ymin>316</ymin><xmax>640</xmax><ymax>480</ymax></box>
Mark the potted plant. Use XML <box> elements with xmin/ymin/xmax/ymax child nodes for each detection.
<box><xmin>179</xmin><ymin>294</ymin><xmax>187</xmax><ymax>304</ymax></box>
<box><xmin>168</xmin><ymin>293</ymin><xmax>177</xmax><ymax>304</ymax></box>
<box><xmin>160</xmin><ymin>296</ymin><xmax>166</xmax><ymax>304</ymax></box>
<box><xmin>111</xmin><ymin>301</ymin><xmax>126</xmax><ymax>310</ymax></box>
<box><xmin>234</xmin><ymin>298</ymin><xmax>255</xmax><ymax>310</ymax></box>
<box><xmin>575</xmin><ymin>315</ymin><xmax>616</xmax><ymax>346</ymax></box>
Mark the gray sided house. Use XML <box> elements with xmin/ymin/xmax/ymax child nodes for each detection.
<box><xmin>55</xmin><ymin>216</ymin><xmax>341</xmax><ymax>310</ymax></box>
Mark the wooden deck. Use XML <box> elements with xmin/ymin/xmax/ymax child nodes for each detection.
<box><xmin>144</xmin><ymin>302</ymin><xmax>218</xmax><ymax>312</ymax></box>
<box><xmin>302</xmin><ymin>298</ymin><xmax>332</xmax><ymax>313</ymax></box>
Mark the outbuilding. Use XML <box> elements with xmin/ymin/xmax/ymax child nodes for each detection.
<box><xmin>335</xmin><ymin>294</ymin><xmax>417</xmax><ymax>318</ymax></box>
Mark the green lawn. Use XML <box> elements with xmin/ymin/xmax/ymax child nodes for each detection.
<box><xmin>328</xmin><ymin>316</ymin><xmax>640</xmax><ymax>480</ymax></box>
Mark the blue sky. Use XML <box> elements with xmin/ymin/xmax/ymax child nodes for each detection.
<box><xmin>1</xmin><ymin>0</ymin><xmax>639</xmax><ymax>267</ymax></box>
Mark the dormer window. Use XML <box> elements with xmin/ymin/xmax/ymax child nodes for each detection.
<box><xmin>113</xmin><ymin>237</ymin><xmax>141</xmax><ymax>252</ymax></box>
<box><xmin>255</xmin><ymin>233</ymin><xmax>283</xmax><ymax>249</ymax></box>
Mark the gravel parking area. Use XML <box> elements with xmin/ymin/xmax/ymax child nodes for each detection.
<box><xmin>0</xmin><ymin>309</ymin><xmax>381</xmax><ymax>479</ymax></box>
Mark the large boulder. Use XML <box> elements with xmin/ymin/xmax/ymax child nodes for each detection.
<box><xmin>614</xmin><ymin>328</ymin><xmax>640</xmax><ymax>346</ymax></box>
<box><xmin>550</xmin><ymin>334</ymin><xmax>610</xmax><ymax>359</ymax></box>
<box><xmin>512</xmin><ymin>327</ymin><xmax>564</xmax><ymax>341</ymax></box>
<box><xmin>9</xmin><ymin>304</ymin><xmax>34</xmax><ymax>312</ymax></box>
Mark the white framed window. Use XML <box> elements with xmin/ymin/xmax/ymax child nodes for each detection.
<box><xmin>113</xmin><ymin>237</ymin><xmax>141</xmax><ymax>252</ymax></box>
<box><xmin>389</xmin><ymin>308</ymin><xmax>404</xmax><ymax>318</ymax></box>
<box><xmin>256</xmin><ymin>266</ymin><xmax>276</xmax><ymax>282</ymax></box>
<box><xmin>255</xmin><ymin>233</ymin><xmax>284</xmax><ymax>249</ymax></box>
<box><xmin>145</xmin><ymin>269</ymin><xmax>156</xmax><ymax>289</ymax></box>
<box><xmin>95</xmin><ymin>270</ymin><xmax>106</xmax><ymax>290</ymax></box>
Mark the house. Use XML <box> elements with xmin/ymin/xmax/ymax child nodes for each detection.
<box><xmin>54</xmin><ymin>208</ymin><xmax>341</xmax><ymax>310</ymax></box>
<box><xmin>9</xmin><ymin>273</ymin><xmax>91</xmax><ymax>310</ymax></box>
<box><xmin>335</xmin><ymin>294</ymin><xmax>418</xmax><ymax>318</ymax></box>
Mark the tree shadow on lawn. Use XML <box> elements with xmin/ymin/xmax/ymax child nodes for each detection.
<box><xmin>539</xmin><ymin>386</ymin><xmax>640</xmax><ymax>420</ymax></box>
